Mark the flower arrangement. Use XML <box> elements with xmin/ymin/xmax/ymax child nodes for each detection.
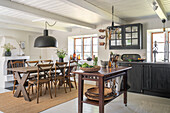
<box><xmin>56</xmin><ymin>49</ymin><xmax>67</xmax><ymax>58</ymax></box>
<box><xmin>1</xmin><ymin>43</ymin><xmax>16</xmax><ymax>52</ymax></box>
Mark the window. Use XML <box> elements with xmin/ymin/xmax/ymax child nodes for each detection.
<box><xmin>74</xmin><ymin>37</ymin><xmax>98</xmax><ymax>60</ymax></box>
<box><xmin>151</xmin><ymin>32</ymin><xmax>170</xmax><ymax>62</ymax></box>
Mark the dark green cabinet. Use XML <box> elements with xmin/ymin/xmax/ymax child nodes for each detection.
<box><xmin>109</xmin><ymin>23</ymin><xmax>143</xmax><ymax>49</ymax></box>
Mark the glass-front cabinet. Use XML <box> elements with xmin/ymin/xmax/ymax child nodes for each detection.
<box><xmin>109</xmin><ymin>23</ymin><xmax>143</xmax><ymax>49</ymax></box>
<box><xmin>110</xmin><ymin>26</ymin><xmax>123</xmax><ymax>49</ymax></box>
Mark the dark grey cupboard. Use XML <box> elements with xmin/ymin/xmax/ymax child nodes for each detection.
<box><xmin>109</xmin><ymin>23</ymin><xmax>143</xmax><ymax>49</ymax></box>
<box><xmin>119</xmin><ymin>62</ymin><xmax>170</xmax><ymax>98</ymax></box>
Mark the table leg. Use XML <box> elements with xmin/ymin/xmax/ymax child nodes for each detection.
<box><xmin>123</xmin><ymin>71</ymin><xmax>127</xmax><ymax>106</ymax></box>
<box><xmin>14</xmin><ymin>72</ymin><xmax>31</xmax><ymax>101</ymax></box>
<box><xmin>78</xmin><ymin>74</ymin><xmax>84</xmax><ymax>113</ymax></box>
<box><xmin>99</xmin><ymin>77</ymin><xmax>104</xmax><ymax>113</ymax></box>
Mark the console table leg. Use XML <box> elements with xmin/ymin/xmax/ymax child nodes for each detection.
<box><xmin>123</xmin><ymin>71</ymin><xmax>127</xmax><ymax>106</ymax></box>
<box><xmin>99</xmin><ymin>77</ymin><xmax>104</xmax><ymax>113</ymax></box>
<box><xmin>78</xmin><ymin>74</ymin><xmax>84</xmax><ymax>113</ymax></box>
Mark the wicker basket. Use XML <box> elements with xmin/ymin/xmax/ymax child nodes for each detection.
<box><xmin>86</xmin><ymin>87</ymin><xmax>113</xmax><ymax>96</ymax></box>
<box><xmin>80</xmin><ymin>66</ymin><xmax>100</xmax><ymax>72</ymax></box>
<box><xmin>85</xmin><ymin>92</ymin><xmax>114</xmax><ymax>101</ymax></box>
<box><xmin>85</xmin><ymin>87</ymin><xmax>116</xmax><ymax>101</ymax></box>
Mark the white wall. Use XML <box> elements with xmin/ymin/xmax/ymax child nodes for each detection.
<box><xmin>0</xmin><ymin>28</ymin><xmax>43</xmax><ymax>60</ymax></box>
<box><xmin>1</xmin><ymin>17</ymin><xmax>169</xmax><ymax>62</ymax></box>
<box><xmin>48</xmin><ymin>23</ymin><xmax>146</xmax><ymax>62</ymax></box>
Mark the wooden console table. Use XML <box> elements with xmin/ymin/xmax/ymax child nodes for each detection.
<box><xmin>72</xmin><ymin>66</ymin><xmax>132</xmax><ymax>113</ymax></box>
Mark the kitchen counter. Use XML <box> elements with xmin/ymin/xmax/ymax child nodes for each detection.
<box><xmin>119</xmin><ymin>61</ymin><xmax>170</xmax><ymax>98</ymax></box>
<box><xmin>118</xmin><ymin>61</ymin><xmax>170</xmax><ymax>65</ymax></box>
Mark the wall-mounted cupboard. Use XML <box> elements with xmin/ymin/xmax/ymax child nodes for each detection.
<box><xmin>109</xmin><ymin>23</ymin><xmax>143</xmax><ymax>49</ymax></box>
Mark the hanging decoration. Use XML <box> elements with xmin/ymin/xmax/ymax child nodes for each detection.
<box><xmin>98</xmin><ymin>6</ymin><xmax>121</xmax><ymax>49</ymax></box>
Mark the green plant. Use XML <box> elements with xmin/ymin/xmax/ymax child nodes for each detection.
<box><xmin>56</xmin><ymin>49</ymin><xmax>67</xmax><ymax>58</ymax></box>
<box><xmin>93</xmin><ymin>57</ymin><xmax>98</xmax><ymax>66</ymax></box>
<box><xmin>1</xmin><ymin>43</ymin><xmax>16</xmax><ymax>52</ymax></box>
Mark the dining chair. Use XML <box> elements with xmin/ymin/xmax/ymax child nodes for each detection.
<box><xmin>25</xmin><ymin>60</ymin><xmax>39</xmax><ymax>94</ymax></box>
<box><xmin>40</xmin><ymin>60</ymin><xmax>54</xmax><ymax>87</ymax></box>
<box><xmin>27</xmin><ymin>64</ymin><xmax>53</xmax><ymax>104</ymax></box>
<box><xmin>41</xmin><ymin>60</ymin><xmax>53</xmax><ymax>64</ymax></box>
<box><xmin>10</xmin><ymin>60</ymin><xmax>25</xmax><ymax>94</ymax></box>
<box><xmin>53</xmin><ymin>62</ymin><xmax>68</xmax><ymax>97</ymax></box>
<box><xmin>66</xmin><ymin>60</ymin><xmax>78</xmax><ymax>91</ymax></box>
<box><xmin>25</xmin><ymin>60</ymin><xmax>39</xmax><ymax>67</ymax></box>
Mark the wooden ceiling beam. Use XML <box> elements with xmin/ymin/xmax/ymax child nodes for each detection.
<box><xmin>0</xmin><ymin>0</ymin><xmax>96</xmax><ymax>29</ymax></box>
<box><xmin>0</xmin><ymin>21</ymin><xmax>42</xmax><ymax>33</ymax></box>
<box><xmin>0</xmin><ymin>15</ymin><xmax>72</xmax><ymax>32</ymax></box>
<box><xmin>147</xmin><ymin>0</ymin><xmax>167</xmax><ymax>20</ymax></box>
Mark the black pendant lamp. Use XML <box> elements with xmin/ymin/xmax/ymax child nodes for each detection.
<box><xmin>34</xmin><ymin>21</ymin><xmax>57</xmax><ymax>48</ymax></box>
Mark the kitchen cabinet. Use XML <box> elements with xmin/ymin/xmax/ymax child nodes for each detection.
<box><xmin>119</xmin><ymin>63</ymin><xmax>142</xmax><ymax>93</ymax></box>
<box><xmin>119</xmin><ymin>62</ymin><xmax>170</xmax><ymax>98</ymax></box>
<box><xmin>151</xmin><ymin>65</ymin><xmax>170</xmax><ymax>93</ymax></box>
<box><xmin>143</xmin><ymin>65</ymin><xmax>151</xmax><ymax>90</ymax></box>
<box><xmin>109</xmin><ymin>23</ymin><xmax>143</xmax><ymax>49</ymax></box>
<box><xmin>128</xmin><ymin>64</ymin><xmax>143</xmax><ymax>92</ymax></box>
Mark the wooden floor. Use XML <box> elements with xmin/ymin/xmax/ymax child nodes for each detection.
<box><xmin>0</xmin><ymin>87</ymin><xmax>170</xmax><ymax>113</ymax></box>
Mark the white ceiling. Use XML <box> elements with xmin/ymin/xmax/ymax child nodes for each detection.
<box><xmin>85</xmin><ymin>0</ymin><xmax>157</xmax><ymax>20</ymax></box>
<box><xmin>161</xmin><ymin>0</ymin><xmax>170</xmax><ymax>13</ymax></box>
<box><xmin>11</xmin><ymin>0</ymin><xmax>109</xmax><ymax>25</ymax></box>
<box><xmin>0</xmin><ymin>0</ymin><xmax>169</xmax><ymax>32</ymax></box>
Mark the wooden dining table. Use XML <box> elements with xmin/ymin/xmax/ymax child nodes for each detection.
<box><xmin>72</xmin><ymin>66</ymin><xmax>132</xmax><ymax>113</ymax></box>
<box><xmin>7</xmin><ymin>65</ymin><xmax>76</xmax><ymax>101</ymax></box>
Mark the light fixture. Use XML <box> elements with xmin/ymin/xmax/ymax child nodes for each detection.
<box><xmin>162</xmin><ymin>19</ymin><xmax>166</xmax><ymax>32</ymax></box>
<box><xmin>152</xmin><ymin>1</ymin><xmax>158</xmax><ymax>11</ymax></box>
<box><xmin>107</xmin><ymin>6</ymin><xmax>120</xmax><ymax>40</ymax></box>
<box><xmin>107</xmin><ymin>6</ymin><xmax>115</xmax><ymax>32</ymax></box>
<box><xmin>34</xmin><ymin>21</ymin><xmax>57</xmax><ymax>48</ymax></box>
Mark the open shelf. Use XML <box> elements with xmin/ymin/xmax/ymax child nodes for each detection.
<box><xmin>82</xmin><ymin>91</ymin><xmax>124</xmax><ymax>106</ymax></box>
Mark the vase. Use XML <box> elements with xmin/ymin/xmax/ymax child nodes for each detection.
<box><xmin>59</xmin><ymin>58</ymin><xmax>64</xmax><ymax>62</ymax></box>
<box><xmin>5</xmin><ymin>51</ymin><xmax>11</xmax><ymax>56</ymax></box>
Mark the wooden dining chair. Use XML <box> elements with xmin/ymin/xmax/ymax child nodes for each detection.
<box><xmin>10</xmin><ymin>60</ymin><xmax>25</xmax><ymax>94</ymax></box>
<box><xmin>53</xmin><ymin>62</ymin><xmax>68</xmax><ymax>97</ymax></box>
<box><xmin>25</xmin><ymin>60</ymin><xmax>39</xmax><ymax>94</ymax></box>
<box><xmin>25</xmin><ymin>60</ymin><xmax>39</xmax><ymax>67</ymax></box>
<box><xmin>41</xmin><ymin>60</ymin><xmax>53</xmax><ymax>64</ymax></box>
<box><xmin>66</xmin><ymin>60</ymin><xmax>78</xmax><ymax>91</ymax></box>
<box><xmin>27</xmin><ymin>64</ymin><xmax>53</xmax><ymax>104</ymax></box>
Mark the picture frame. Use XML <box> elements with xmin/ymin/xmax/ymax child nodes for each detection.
<box><xmin>20</xmin><ymin>41</ymin><xmax>25</xmax><ymax>49</ymax></box>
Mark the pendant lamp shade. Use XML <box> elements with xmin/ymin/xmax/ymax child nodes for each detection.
<box><xmin>34</xmin><ymin>29</ymin><xmax>57</xmax><ymax>48</ymax></box>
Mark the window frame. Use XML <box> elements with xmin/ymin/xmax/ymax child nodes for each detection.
<box><xmin>151</xmin><ymin>32</ymin><xmax>170</xmax><ymax>62</ymax></box>
<box><xmin>74</xmin><ymin>37</ymin><xmax>98</xmax><ymax>60</ymax></box>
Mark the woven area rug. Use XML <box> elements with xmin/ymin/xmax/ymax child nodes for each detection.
<box><xmin>0</xmin><ymin>84</ymin><xmax>93</xmax><ymax>113</ymax></box>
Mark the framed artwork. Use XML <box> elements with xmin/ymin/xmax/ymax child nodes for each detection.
<box><xmin>20</xmin><ymin>41</ymin><xmax>25</xmax><ymax>49</ymax></box>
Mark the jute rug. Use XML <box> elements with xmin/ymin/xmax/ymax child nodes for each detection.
<box><xmin>0</xmin><ymin>84</ymin><xmax>93</xmax><ymax>113</ymax></box>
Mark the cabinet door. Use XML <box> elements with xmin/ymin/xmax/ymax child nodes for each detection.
<box><xmin>128</xmin><ymin>64</ymin><xmax>143</xmax><ymax>92</ymax></box>
<box><xmin>143</xmin><ymin>65</ymin><xmax>151</xmax><ymax>90</ymax></box>
<box><xmin>151</xmin><ymin>65</ymin><xmax>170</xmax><ymax>92</ymax></box>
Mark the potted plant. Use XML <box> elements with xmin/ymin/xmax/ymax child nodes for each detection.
<box><xmin>56</xmin><ymin>49</ymin><xmax>67</xmax><ymax>62</ymax></box>
<box><xmin>93</xmin><ymin>57</ymin><xmax>98</xmax><ymax>66</ymax></box>
<box><xmin>1</xmin><ymin>43</ymin><xmax>16</xmax><ymax>56</ymax></box>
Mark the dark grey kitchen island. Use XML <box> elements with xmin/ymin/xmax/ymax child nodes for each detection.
<box><xmin>119</xmin><ymin>62</ymin><xmax>170</xmax><ymax>98</ymax></box>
